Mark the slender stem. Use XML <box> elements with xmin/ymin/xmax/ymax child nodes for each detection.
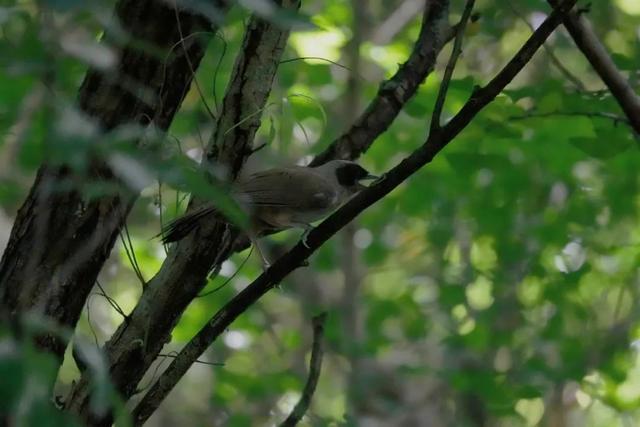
<box><xmin>309</xmin><ymin>0</ymin><xmax>451</xmax><ymax>166</ymax></box>
<box><xmin>507</xmin><ymin>3</ymin><xmax>586</xmax><ymax>91</ymax></box>
<box><xmin>547</xmin><ymin>0</ymin><xmax>640</xmax><ymax>135</ymax></box>
<box><xmin>430</xmin><ymin>0</ymin><xmax>475</xmax><ymax>132</ymax></box>
<box><xmin>509</xmin><ymin>110</ymin><xmax>631</xmax><ymax>127</ymax></box>
<box><xmin>279</xmin><ymin>313</ymin><xmax>327</xmax><ymax>427</ymax></box>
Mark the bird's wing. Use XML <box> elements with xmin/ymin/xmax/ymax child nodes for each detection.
<box><xmin>234</xmin><ymin>167</ymin><xmax>336</xmax><ymax>210</ymax></box>
<box><xmin>159</xmin><ymin>205</ymin><xmax>218</xmax><ymax>243</ymax></box>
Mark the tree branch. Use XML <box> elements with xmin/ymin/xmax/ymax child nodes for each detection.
<box><xmin>547</xmin><ymin>0</ymin><xmax>640</xmax><ymax>135</ymax></box>
<box><xmin>309</xmin><ymin>0</ymin><xmax>450</xmax><ymax>166</ymax></box>
<box><xmin>430</xmin><ymin>0</ymin><xmax>475</xmax><ymax>132</ymax></box>
<box><xmin>0</xmin><ymin>0</ymin><xmax>227</xmax><ymax>361</ymax></box>
<box><xmin>64</xmin><ymin>2</ymin><xmax>299</xmax><ymax>424</ymax></box>
<box><xmin>509</xmin><ymin>111</ymin><xmax>631</xmax><ymax>127</ymax></box>
<box><xmin>232</xmin><ymin>4</ymin><xmax>482</xmax><ymax>256</ymax></box>
<box><xmin>279</xmin><ymin>313</ymin><xmax>327</xmax><ymax>427</ymax></box>
<box><xmin>507</xmin><ymin>3</ymin><xmax>586</xmax><ymax>91</ymax></box>
<box><xmin>128</xmin><ymin>0</ymin><xmax>577</xmax><ymax>418</ymax></box>
<box><xmin>228</xmin><ymin>0</ymin><xmax>456</xmax><ymax>255</ymax></box>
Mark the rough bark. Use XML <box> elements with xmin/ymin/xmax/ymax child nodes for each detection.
<box><xmin>0</xmin><ymin>0</ymin><xmax>225</xmax><ymax>361</ymax></box>
<box><xmin>64</xmin><ymin>2</ymin><xmax>299</xmax><ymax>424</ymax></box>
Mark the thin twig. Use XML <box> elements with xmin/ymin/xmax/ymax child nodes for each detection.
<box><xmin>135</xmin><ymin>352</ymin><xmax>174</xmax><ymax>394</ymax></box>
<box><xmin>286</xmin><ymin>93</ymin><xmax>328</xmax><ymax>127</ymax></box>
<box><xmin>507</xmin><ymin>3</ymin><xmax>586</xmax><ymax>91</ymax></box>
<box><xmin>430</xmin><ymin>0</ymin><xmax>475</xmax><ymax>132</ymax></box>
<box><xmin>158</xmin><ymin>352</ymin><xmax>225</xmax><ymax>367</ymax></box>
<box><xmin>158</xmin><ymin>30</ymin><xmax>217</xmax><ymax>118</ymax></box>
<box><xmin>95</xmin><ymin>280</ymin><xmax>128</xmax><ymax>320</ymax></box>
<box><xmin>547</xmin><ymin>0</ymin><xmax>640</xmax><ymax>135</ymax></box>
<box><xmin>120</xmin><ymin>224</ymin><xmax>146</xmax><ymax>285</ymax></box>
<box><xmin>280</xmin><ymin>313</ymin><xmax>327</xmax><ymax>427</ymax></box>
<box><xmin>85</xmin><ymin>294</ymin><xmax>100</xmax><ymax>348</ymax></box>
<box><xmin>309</xmin><ymin>0</ymin><xmax>451</xmax><ymax>166</ymax></box>
<box><xmin>279</xmin><ymin>56</ymin><xmax>352</xmax><ymax>72</ymax></box>
<box><xmin>211</xmin><ymin>31</ymin><xmax>228</xmax><ymax>114</ymax></box>
<box><xmin>443</xmin><ymin>12</ymin><xmax>480</xmax><ymax>44</ymax></box>
<box><xmin>197</xmin><ymin>247</ymin><xmax>253</xmax><ymax>298</ymax></box>
<box><xmin>509</xmin><ymin>110</ymin><xmax>631</xmax><ymax>127</ymax></box>
<box><xmin>173</xmin><ymin>0</ymin><xmax>216</xmax><ymax>121</ymax></box>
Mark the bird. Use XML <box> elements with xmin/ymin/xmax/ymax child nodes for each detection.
<box><xmin>160</xmin><ymin>160</ymin><xmax>378</xmax><ymax>267</ymax></box>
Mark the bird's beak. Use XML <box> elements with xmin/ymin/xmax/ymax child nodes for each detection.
<box><xmin>355</xmin><ymin>174</ymin><xmax>380</xmax><ymax>191</ymax></box>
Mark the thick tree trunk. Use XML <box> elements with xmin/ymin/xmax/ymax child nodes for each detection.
<box><xmin>0</xmin><ymin>0</ymin><xmax>226</xmax><ymax>360</ymax></box>
<box><xmin>64</xmin><ymin>2</ymin><xmax>299</xmax><ymax>424</ymax></box>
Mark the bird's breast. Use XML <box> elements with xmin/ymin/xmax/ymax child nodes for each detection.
<box><xmin>253</xmin><ymin>203</ymin><xmax>335</xmax><ymax>230</ymax></box>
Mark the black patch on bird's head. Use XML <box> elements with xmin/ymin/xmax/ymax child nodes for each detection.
<box><xmin>335</xmin><ymin>163</ymin><xmax>371</xmax><ymax>187</ymax></box>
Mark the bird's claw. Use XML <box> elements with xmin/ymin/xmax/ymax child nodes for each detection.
<box><xmin>372</xmin><ymin>173</ymin><xmax>387</xmax><ymax>185</ymax></box>
<box><xmin>301</xmin><ymin>226</ymin><xmax>313</xmax><ymax>248</ymax></box>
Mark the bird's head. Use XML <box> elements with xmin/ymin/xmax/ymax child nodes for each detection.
<box><xmin>317</xmin><ymin>160</ymin><xmax>379</xmax><ymax>195</ymax></box>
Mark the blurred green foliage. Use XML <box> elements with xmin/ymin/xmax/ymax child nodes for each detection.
<box><xmin>1</xmin><ymin>0</ymin><xmax>640</xmax><ymax>425</ymax></box>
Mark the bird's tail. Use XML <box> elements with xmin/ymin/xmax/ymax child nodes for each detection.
<box><xmin>160</xmin><ymin>205</ymin><xmax>219</xmax><ymax>243</ymax></box>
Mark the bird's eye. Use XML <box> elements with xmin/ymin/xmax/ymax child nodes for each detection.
<box><xmin>336</xmin><ymin>164</ymin><xmax>370</xmax><ymax>186</ymax></box>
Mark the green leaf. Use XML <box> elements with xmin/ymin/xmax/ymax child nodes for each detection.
<box><xmin>439</xmin><ymin>285</ymin><xmax>467</xmax><ymax>307</ymax></box>
<box><xmin>570</xmin><ymin>136</ymin><xmax>633</xmax><ymax>159</ymax></box>
<box><xmin>610</xmin><ymin>53</ymin><xmax>636</xmax><ymax>70</ymax></box>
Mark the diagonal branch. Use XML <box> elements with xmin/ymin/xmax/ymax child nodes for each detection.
<box><xmin>309</xmin><ymin>0</ymin><xmax>450</xmax><ymax>166</ymax></box>
<box><xmin>547</xmin><ymin>0</ymin><xmax>640</xmax><ymax>134</ymax></box>
<box><xmin>507</xmin><ymin>3</ymin><xmax>586</xmax><ymax>91</ymax></box>
<box><xmin>279</xmin><ymin>313</ymin><xmax>327</xmax><ymax>427</ymax></box>
<box><xmin>430</xmin><ymin>0</ymin><xmax>475</xmax><ymax>132</ymax></box>
<box><xmin>509</xmin><ymin>111</ymin><xmax>631</xmax><ymax>127</ymax></box>
<box><xmin>129</xmin><ymin>0</ymin><xmax>577</xmax><ymax>418</ymax></box>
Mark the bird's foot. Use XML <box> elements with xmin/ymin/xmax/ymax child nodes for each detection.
<box><xmin>372</xmin><ymin>173</ymin><xmax>387</xmax><ymax>185</ymax></box>
<box><xmin>301</xmin><ymin>227</ymin><xmax>313</xmax><ymax>248</ymax></box>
